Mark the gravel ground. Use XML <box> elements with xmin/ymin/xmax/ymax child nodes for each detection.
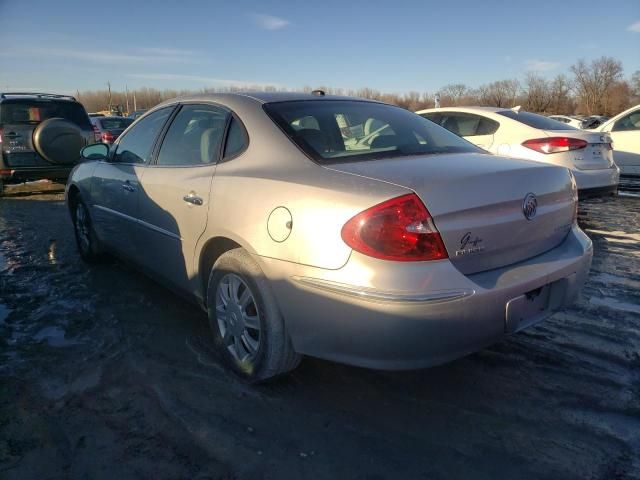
<box><xmin>0</xmin><ymin>181</ymin><xmax>639</xmax><ymax>480</ymax></box>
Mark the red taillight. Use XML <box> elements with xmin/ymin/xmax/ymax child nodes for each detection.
<box><xmin>92</xmin><ymin>125</ymin><xmax>101</xmax><ymax>142</ymax></box>
<box><xmin>341</xmin><ymin>194</ymin><xmax>448</xmax><ymax>262</ymax></box>
<box><xmin>102</xmin><ymin>132</ymin><xmax>115</xmax><ymax>142</ymax></box>
<box><xmin>522</xmin><ymin>137</ymin><xmax>588</xmax><ymax>154</ymax></box>
<box><xmin>0</xmin><ymin>128</ymin><xmax>3</xmax><ymax>144</ymax></box>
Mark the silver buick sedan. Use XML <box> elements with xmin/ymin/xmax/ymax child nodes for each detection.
<box><xmin>66</xmin><ymin>92</ymin><xmax>593</xmax><ymax>382</ymax></box>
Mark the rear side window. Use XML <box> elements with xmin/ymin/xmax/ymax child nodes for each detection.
<box><xmin>265</xmin><ymin>100</ymin><xmax>481</xmax><ymax>163</ymax></box>
<box><xmin>498</xmin><ymin>110</ymin><xmax>575</xmax><ymax>130</ymax></box>
<box><xmin>0</xmin><ymin>100</ymin><xmax>91</xmax><ymax>128</ymax></box>
<box><xmin>420</xmin><ymin>112</ymin><xmax>498</xmax><ymax>137</ymax></box>
<box><xmin>157</xmin><ymin>104</ymin><xmax>228</xmax><ymax>166</ymax></box>
<box><xmin>223</xmin><ymin>117</ymin><xmax>248</xmax><ymax>158</ymax></box>
<box><xmin>114</xmin><ymin>107</ymin><xmax>173</xmax><ymax>164</ymax></box>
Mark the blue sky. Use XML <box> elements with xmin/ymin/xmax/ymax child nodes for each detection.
<box><xmin>0</xmin><ymin>0</ymin><xmax>638</xmax><ymax>94</ymax></box>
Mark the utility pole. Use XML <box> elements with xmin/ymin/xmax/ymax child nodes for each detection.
<box><xmin>133</xmin><ymin>91</ymin><xmax>137</xmax><ymax>112</ymax></box>
<box><xmin>125</xmin><ymin>85</ymin><xmax>129</xmax><ymax>115</ymax></box>
<box><xmin>107</xmin><ymin>81</ymin><xmax>112</xmax><ymax>111</ymax></box>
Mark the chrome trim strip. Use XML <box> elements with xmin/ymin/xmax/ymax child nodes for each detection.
<box><xmin>93</xmin><ymin>205</ymin><xmax>182</xmax><ymax>241</ymax></box>
<box><xmin>93</xmin><ymin>204</ymin><xmax>137</xmax><ymax>223</ymax></box>
<box><xmin>137</xmin><ymin>218</ymin><xmax>182</xmax><ymax>240</ymax></box>
<box><xmin>292</xmin><ymin>277</ymin><xmax>474</xmax><ymax>304</ymax></box>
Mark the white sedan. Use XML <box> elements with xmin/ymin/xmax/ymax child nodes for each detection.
<box><xmin>593</xmin><ymin>104</ymin><xmax>640</xmax><ymax>177</ymax></box>
<box><xmin>417</xmin><ymin>106</ymin><xmax>619</xmax><ymax>197</ymax></box>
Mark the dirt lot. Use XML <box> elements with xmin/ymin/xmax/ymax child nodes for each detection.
<box><xmin>1</xmin><ymin>181</ymin><xmax>639</xmax><ymax>480</ymax></box>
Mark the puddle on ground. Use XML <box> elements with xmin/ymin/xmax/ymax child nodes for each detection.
<box><xmin>0</xmin><ymin>304</ymin><xmax>11</xmax><ymax>324</ymax></box>
<box><xmin>33</xmin><ymin>326</ymin><xmax>80</xmax><ymax>347</ymax></box>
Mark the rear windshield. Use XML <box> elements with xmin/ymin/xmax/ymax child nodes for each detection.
<box><xmin>264</xmin><ymin>100</ymin><xmax>482</xmax><ymax>163</ymax></box>
<box><xmin>497</xmin><ymin>110</ymin><xmax>576</xmax><ymax>130</ymax></box>
<box><xmin>0</xmin><ymin>100</ymin><xmax>91</xmax><ymax>128</ymax></box>
<box><xmin>99</xmin><ymin>118</ymin><xmax>133</xmax><ymax>130</ymax></box>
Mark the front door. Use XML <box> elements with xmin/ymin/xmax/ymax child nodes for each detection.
<box><xmin>90</xmin><ymin>107</ymin><xmax>174</xmax><ymax>259</ymax></box>
<box><xmin>606</xmin><ymin>110</ymin><xmax>640</xmax><ymax>176</ymax></box>
<box><xmin>135</xmin><ymin>104</ymin><xmax>230</xmax><ymax>291</ymax></box>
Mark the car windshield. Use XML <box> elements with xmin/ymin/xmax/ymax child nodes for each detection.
<box><xmin>99</xmin><ymin>118</ymin><xmax>133</xmax><ymax>130</ymax></box>
<box><xmin>0</xmin><ymin>100</ymin><xmax>91</xmax><ymax>127</ymax></box>
<box><xmin>498</xmin><ymin>110</ymin><xmax>576</xmax><ymax>130</ymax></box>
<box><xmin>264</xmin><ymin>100</ymin><xmax>482</xmax><ymax>163</ymax></box>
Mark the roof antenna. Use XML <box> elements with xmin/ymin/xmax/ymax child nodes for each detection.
<box><xmin>311</xmin><ymin>89</ymin><xmax>326</xmax><ymax>96</ymax></box>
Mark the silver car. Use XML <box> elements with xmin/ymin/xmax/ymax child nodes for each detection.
<box><xmin>66</xmin><ymin>92</ymin><xmax>593</xmax><ymax>382</ymax></box>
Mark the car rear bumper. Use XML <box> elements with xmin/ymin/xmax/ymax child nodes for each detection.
<box><xmin>256</xmin><ymin>225</ymin><xmax>593</xmax><ymax>370</ymax></box>
<box><xmin>573</xmin><ymin>165</ymin><xmax>619</xmax><ymax>193</ymax></box>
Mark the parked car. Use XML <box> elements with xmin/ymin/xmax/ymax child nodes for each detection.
<box><xmin>0</xmin><ymin>92</ymin><xmax>93</xmax><ymax>196</ymax></box>
<box><xmin>583</xmin><ymin>115</ymin><xmax>609</xmax><ymax>130</ymax></box>
<box><xmin>593</xmin><ymin>105</ymin><xmax>640</xmax><ymax>177</ymax></box>
<box><xmin>417</xmin><ymin>106</ymin><xmax>619</xmax><ymax>197</ymax></box>
<box><xmin>65</xmin><ymin>92</ymin><xmax>592</xmax><ymax>382</ymax></box>
<box><xmin>548</xmin><ymin>115</ymin><xmax>584</xmax><ymax>129</ymax></box>
<box><xmin>90</xmin><ymin>116</ymin><xmax>134</xmax><ymax>144</ymax></box>
<box><xmin>128</xmin><ymin>109</ymin><xmax>148</xmax><ymax>120</ymax></box>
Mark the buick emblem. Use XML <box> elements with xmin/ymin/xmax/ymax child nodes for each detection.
<box><xmin>522</xmin><ymin>193</ymin><xmax>537</xmax><ymax>220</ymax></box>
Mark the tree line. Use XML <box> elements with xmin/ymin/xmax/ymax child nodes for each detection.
<box><xmin>76</xmin><ymin>56</ymin><xmax>640</xmax><ymax>117</ymax></box>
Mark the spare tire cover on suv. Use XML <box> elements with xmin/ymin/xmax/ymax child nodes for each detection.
<box><xmin>33</xmin><ymin>117</ymin><xmax>86</xmax><ymax>165</ymax></box>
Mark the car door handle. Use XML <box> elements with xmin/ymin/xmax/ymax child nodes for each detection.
<box><xmin>122</xmin><ymin>182</ymin><xmax>136</xmax><ymax>192</ymax></box>
<box><xmin>183</xmin><ymin>193</ymin><xmax>203</xmax><ymax>206</ymax></box>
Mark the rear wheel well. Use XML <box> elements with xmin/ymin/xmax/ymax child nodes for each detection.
<box><xmin>199</xmin><ymin>237</ymin><xmax>242</xmax><ymax>303</ymax></box>
<box><xmin>67</xmin><ymin>185</ymin><xmax>80</xmax><ymax>214</ymax></box>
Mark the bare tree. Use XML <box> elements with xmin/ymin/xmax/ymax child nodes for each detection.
<box><xmin>547</xmin><ymin>75</ymin><xmax>574</xmax><ymax>114</ymax></box>
<box><xmin>439</xmin><ymin>83</ymin><xmax>470</xmax><ymax>106</ymax></box>
<box><xmin>478</xmin><ymin>79</ymin><xmax>520</xmax><ymax>107</ymax></box>
<box><xmin>523</xmin><ymin>72</ymin><xmax>551</xmax><ymax>113</ymax></box>
<box><xmin>570</xmin><ymin>56</ymin><xmax>623</xmax><ymax>115</ymax></box>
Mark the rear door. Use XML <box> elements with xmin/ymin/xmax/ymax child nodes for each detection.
<box><xmin>90</xmin><ymin>107</ymin><xmax>174</xmax><ymax>259</ymax></box>
<box><xmin>135</xmin><ymin>103</ymin><xmax>234</xmax><ymax>291</ymax></box>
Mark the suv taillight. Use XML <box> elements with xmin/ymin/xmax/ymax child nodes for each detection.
<box><xmin>522</xmin><ymin>137</ymin><xmax>588</xmax><ymax>154</ymax></box>
<box><xmin>341</xmin><ymin>194</ymin><xmax>448</xmax><ymax>261</ymax></box>
<box><xmin>0</xmin><ymin>128</ymin><xmax>3</xmax><ymax>144</ymax></box>
<box><xmin>102</xmin><ymin>132</ymin><xmax>115</xmax><ymax>143</ymax></box>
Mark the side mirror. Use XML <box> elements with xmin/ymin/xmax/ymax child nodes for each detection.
<box><xmin>81</xmin><ymin>143</ymin><xmax>109</xmax><ymax>161</ymax></box>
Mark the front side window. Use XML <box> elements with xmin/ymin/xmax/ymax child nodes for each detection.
<box><xmin>113</xmin><ymin>107</ymin><xmax>173</xmax><ymax>164</ymax></box>
<box><xmin>265</xmin><ymin>101</ymin><xmax>481</xmax><ymax>163</ymax></box>
<box><xmin>612</xmin><ymin>111</ymin><xmax>640</xmax><ymax>132</ymax></box>
<box><xmin>157</xmin><ymin>104</ymin><xmax>229</xmax><ymax>166</ymax></box>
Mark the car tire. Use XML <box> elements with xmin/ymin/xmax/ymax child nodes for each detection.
<box><xmin>72</xmin><ymin>197</ymin><xmax>105</xmax><ymax>263</ymax></box>
<box><xmin>207</xmin><ymin>248</ymin><xmax>301</xmax><ymax>383</ymax></box>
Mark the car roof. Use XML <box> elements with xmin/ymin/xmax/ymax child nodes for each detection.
<box><xmin>166</xmin><ymin>91</ymin><xmax>382</xmax><ymax>105</ymax></box>
<box><xmin>0</xmin><ymin>92</ymin><xmax>77</xmax><ymax>102</ymax></box>
<box><xmin>416</xmin><ymin>106</ymin><xmax>510</xmax><ymax>114</ymax></box>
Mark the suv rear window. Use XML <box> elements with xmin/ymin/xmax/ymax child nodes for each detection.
<box><xmin>98</xmin><ymin>118</ymin><xmax>133</xmax><ymax>130</ymax></box>
<box><xmin>264</xmin><ymin>100</ymin><xmax>481</xmax><ymax>163</ymax></box>
<box><xmin>0</xmin><ymin>100</ymin><xmax>91</xmax><ymax>128</ymax></box>
<box><xmin>497</xmin><ymin>110</ymin><xmax>575</xmax><ymax>130</ymax></box>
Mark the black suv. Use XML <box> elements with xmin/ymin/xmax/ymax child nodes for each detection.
<box><xmin>0</xmin><ymin>93</ymin><xmax>94</xmax><ymax>195</ymax></box>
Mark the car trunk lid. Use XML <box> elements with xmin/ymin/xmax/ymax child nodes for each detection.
<box><xmin>327</xmin><ymin>153</ymin><xmax>576</xmax><ymax>275</ymax></box>
<box><xmin>543</xmin><ymin>129</ymin><xmax>614</xmax><ymax>170</ymax></box>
